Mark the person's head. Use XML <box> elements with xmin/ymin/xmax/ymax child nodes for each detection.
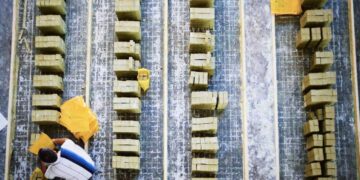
<box><xmin>38</xmin><ymin>148</ymin><xmax>58</xmax><ymax>164</ymax></box>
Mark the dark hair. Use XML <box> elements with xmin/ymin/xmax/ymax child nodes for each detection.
<box><xmin>38</xmin><ymin>148</ymin><xmax>58</xmax><ymax>164</ymax></box>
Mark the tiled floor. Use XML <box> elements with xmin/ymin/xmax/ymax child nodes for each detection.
<box><xmin>1</xmin><ymin>0</ymin><xmax>359</xmax><ymax>179</ymax></box>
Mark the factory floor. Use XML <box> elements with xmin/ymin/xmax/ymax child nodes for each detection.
<box><xmin>0</xmin><ymin>0</ymin><xmax>359</xmax><ymax>179</ymax></box>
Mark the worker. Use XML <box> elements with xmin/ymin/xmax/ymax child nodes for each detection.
<box><xmin>38</xmin><ymin>138</ymin><xmax>96</xmax><ymax>180</ymax></box>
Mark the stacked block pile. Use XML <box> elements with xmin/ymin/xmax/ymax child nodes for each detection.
<box><xmin>112</xmin><ymin>0</ymin><xmax>143</xmax><ymax>172</ymax></box>
<box><xmin>189</xmin><ymin>0</ymin><xmax>228</xmax><ymax>179</ymax></box>
<box><xmin>298</xmin><ymin>0</ymin><xmax>337</xmax><ymax>179</ymax></box>
<box><xmin>32</xmin><ymin>0</ymin><xmax>67</xmax><ymax>125</ymax></box>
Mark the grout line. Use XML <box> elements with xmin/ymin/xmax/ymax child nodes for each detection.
<box><xmin>84</xmin><ymin>0</ymin><xmax>93</xmax><ymax>152</ymax></box>
<box><xmin>239</xmin><ymin>0</ymin><xmax>248</xmax><ymax>179</ymax></box>
<box><xmin>5</xmin><ymin>0</ymin><xmax>20</xmax><ymax>179</ymax></box>
<box><xmin>162</xmin><ymin>0</ymin><xmax>168</xmax><ymax>178</ymax></box>
<box><xmin>271</xmin><ymin>15</ymin><xmax>280</xmax><ymax>180</ymax></box>
<box><xmin>347</xmin><ymin>0</ymin><xmax>360</xmax><ymax>176</ymax></box>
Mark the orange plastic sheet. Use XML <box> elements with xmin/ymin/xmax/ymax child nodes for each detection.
<box><xmin>29</xmin><ymin>132</ymin><xmax>55</xmax><ymax>155</ymax></box>
<box><xmin>59</xmin><ymin>96</ymin><xmax>99</xmax><ymax>143</ymax></box>
<box><xmin>270</xmin><ymin>0</ymin><xmax>302</xmax><ymax>15</ymax></box>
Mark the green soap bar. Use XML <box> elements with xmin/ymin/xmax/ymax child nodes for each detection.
<box><xmin>36</xmin><ymin>15</ymin><xmax>66</xmax><ymax>35</ymax></box>
<box><xmin>115</xmin><ymin>21</ymin><xmax>141</xmax><ymax>42</ymax></box>
<box><xmin>114</xmin><ymin>41</ymin><xmax>141</xmax><ymax>60</ymax></box>
<box><xmin>318</xmin><ymin>27</ymin><xmax>332</xmax><ymax>49</ymax></box>
<box><xmin>115</xmin><ymin>0</ymin><xmax>141</xmax><ymax>21</ymax></box>
<box><xmin>296</xmin><ymin>28</ymin><xmax>311</xmax><ymax>49</ymax></box>
<box><xmin>308</xmin><ymin>28</ymin><xmax>321</xmax><ymax>49</ymax></box>
<box><xmin>36</xmin><ymin>0</ymin><xmax>66</xmax><ymax>15</ymax></box>
<box><xmin>302</xmin><ymin>0</ymin><xmax>328</xmax><ymax>10</ymax></box>
<box><xmin>300</xmin><ymin>9</ymin><xmax>333</xmax><ymax>28</ymax></box>
<box><xmin>190</xmin><ymin>0</ymin><xmax>214</xmax><ymax>7</ymax></box>
<box><xmin>190</xmin><ymin>8</ymin><xmax>215</xmax><ymax>29</ymax></box>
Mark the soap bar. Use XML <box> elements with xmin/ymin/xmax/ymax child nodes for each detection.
<box><xmin>115</xmin><ymin>21</ymin><xmax>141</xmax><ymax>42</ymax></box>
<box><xmin>322</xmin><ymin>119</ymin><xmax>335</xmax><ymax>133</ymax></box>
<box><xmin>32</xmin><ymin>94</ymin><xmax>62</xmax><ymax>108</ymax></box>
<box><xmin>36</xmin><ymin>15</ymin><xmax>66</xmax><ymax>35</ymax></box>
<box><xmin>192</xmin><ymin>117</ymin><xmax>218</xmax><ymax>134</ymax></box>
<box><xmin>310</xmin><ymin>51</ymin><xmax>333</xmax><ymax>72</ymax></box>
<box><xmin>301</xmin><ymin>0</ymin><xmax>328</xmax><ymax>10</ymax></box>
<box><xmin>296</xmin><ymin>28</ymin><xmax>311</xmax><ymax>49</ymax></box>
<box><xmin>114</xmin><ymin>80</ymin><xmax>141</xmax><ymax>97</ymax></box>
<box><xmin>303</xmin><ymin>119</ymin><xmax>319</xmax><ymax>136</ymax></box>
<box><xmin>115</xmin><ymin>0</ymin><xmax>141</xmax><ymax>20</ymax></box>
<box><xmin>190</xmin><ymin>53</ymin><xmax>215</xmax><ymax>76</ymax></box>
<box><xmin>190</xmin><ymin>31</ymin><xmax>215</xmax><ymax>53</ymax></box>
<box><xmin>302</xmin><ymin>71</ymin><xmax>336</xmax><ymax>93</ymax></box>
<box><xmin>318</xmin><ymin>27</ymin><xmax>332</xmax><ymax>49</ymax></box>
<box><xmin>113</xmin><ymin>97</ymin><xmax>141</xmax><ymax>113</ymax></box>
<box><xmin>33</xmin><ymin>75</ymin><xmax>64</xmax><ymax>92</ymax></box>
<box><xmin>324</xmin><ymin>133</ymin><xmax>336</xmax><ymax>146</ymax></box>
<box><xmin>305</xmin><ymin>162</ymin><xmax>322</xmax><ymax>177</ymax></box>
<box><xmin>192</xmin><ymin>158</ymin><xmax>218</xmax><ymax>173</ymax></box>
<box><xmin>35</xmin><ymin>54</ymin><xmax>64</xmax><ymax>74</ymax></box>
<box><xmin>36</xmin><ymin>0</ymin><xmax>66</xmax><ymax>15</ymax></box>
<box><xmin>114</xmin><ymin>40</ymin><xmax>141</xmax><ymax>60</ymax></box>
<box><xmin>191</xmin><ymin>137</ymin><xmax>218</xmax><ymax>153</ymax></box>
<box><xmin>113</xmin><ymin>120</ymin><xmax>140</xmax><ymax>135</ymax></box>
<box><xmin>323</xmin><ymin>105</ymin><xmax>335</xmax><ymax>119</ymax></box>
<box><xmin>324</xmin><ymin>146</ymin><xmax>336</xmax><ymax>161</ymax></box>
<box><xmin>307</xmin><ymin>28</ymin><xmax>321</xmax><ymax>49</ymax></box>
<box><xmin>306</xmin><ymin>134</ymin><xmax>323</xmax><ymax>150</ymax></box>
<box><xmin>300</xmin><ymin>9</ymin><xmax>333</xmax><ymax>28</ymax></box>
<box><xmin>112</xmin><ymin>156</ymin><xmax>140</xmax><ymax>170</ymax></box>
<box><xmin>35</xmin><ymin>36</ymin><xmax>66</xmax><ymax>55</ymax></box>
<box><xmin>190</xmin><ymin>8</ymin><xmax>215</xmax><ymax>29</ymax></box>
<box><xmin>32</xmin><ymin>110</ymin><xmax>60</xmax><ymax>125</ymax></box>
<box><xmin>303</xmin><ymin>89</ymin><xmax>337</xmax><ymax>108</ymax></box>
<box><xmin>190</xmin><ymin>0</ymin><xmax>214</xmax><ymax>7</ymax></box>
<box><xmin>113</xmin><ymin>57</ymin><xmax>141</xmax><ymax>78</ymax></box>
<box><xmin>113</xmin><ymin>139</ymin><xmax>140</xmax><ymax>155</ymax></box>
<box><xmin>189</xmin><ymin>71</ymin><xmax>208</xmax><ymax>90</ymax></box>
<box><xmin>307</xmin><ymin>148</ymin><xmax>324</xmax><ymax>162</ymax></box>
<box><xmin>323</xmin><ymin>161</ymin><xmax>336</xmax><ymax>176</ymax></box>
<box><xmin>191</xmin><ymin>91</ymin><xmax>228</xmax><ymax>110</ymax></box>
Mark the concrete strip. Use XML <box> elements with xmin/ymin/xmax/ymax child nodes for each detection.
<box><xmin>167</xmin><ymin>0</ymin><xmax>191</xmax><ymax>179</ymax></box>
<box><xmin>242</xmin><ymin>0</ymin><xmax>278</xmax><ymax>179</ymax></box>
<box><xmin>87</xmin><ymin>0</ymin><xmax>114</xmax><ymax>178</ymax></box>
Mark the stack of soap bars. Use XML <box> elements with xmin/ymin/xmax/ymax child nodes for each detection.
<box><xmin>298</xmin><ymin>0</ymin><xmax>337</xmax><ymax>179</ymax></box>
<box><xmin>296</xmin><ymin>8</ymin><xmax>333</xmax><ymax>49</ymax></box>
<box><xmin>112</xmin><ymin>0</ymin><xmax>142</xmax><ymax>172</ymax></box>
<box><xmin>189</xmin><ymin>0</ymin><xmax>228</xmax><ymax>179</ymax></box>
<box><xmin>32</xmin><ymin>0</ymin><xmax>67</xmax><ymax>125</ymax></box>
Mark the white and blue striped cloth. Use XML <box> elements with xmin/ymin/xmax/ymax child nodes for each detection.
<box><xmin>45</xmin><ymin>140</ymin><xmax>96</xmax><ymax>180</ymax></box>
